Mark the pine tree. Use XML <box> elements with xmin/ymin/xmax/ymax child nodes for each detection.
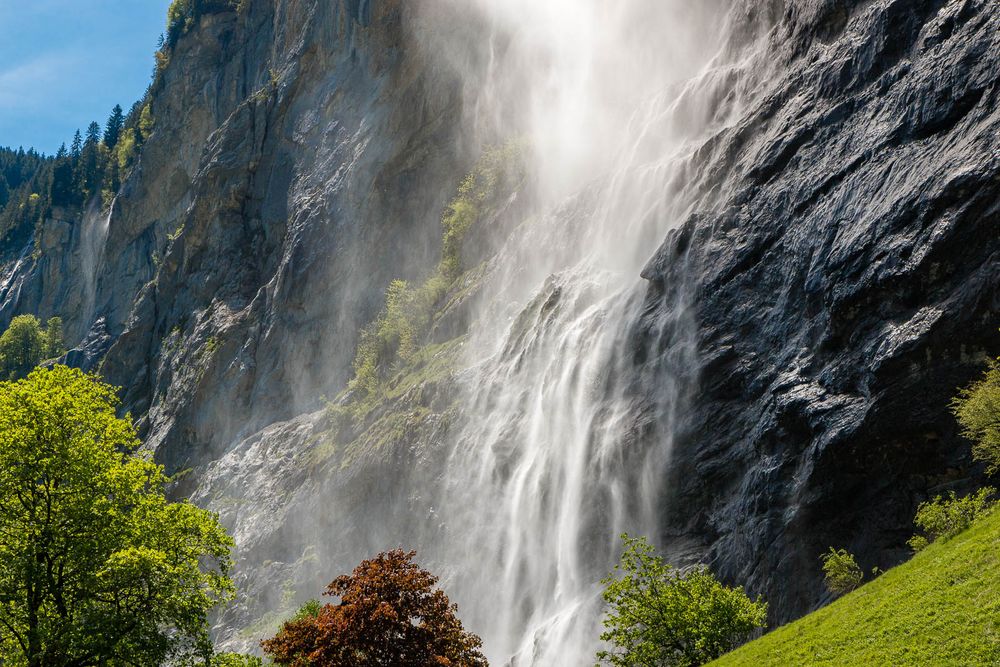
<box><xmin>85</xmin><ymin>121</ymin><xmax>101</xmax><ymax>146</ymax></box>
<box><xmin>103</xmin><ymin>104</ymin><xmax>124</xmax><ymax>149</ymax></box>
<box><xmin>51</xmin><ymin>155</ymin><xmax>74</xmax><ymax>207</ymax></box>
<box><xmin>77</xmin><ymin>122</ymin><xmax>105</xmax><ymax>203</ymax></box>
<box><xmin>70</xmin><ymin>131</ymin><xmax>82</xmax><ymax>159</ymax></box>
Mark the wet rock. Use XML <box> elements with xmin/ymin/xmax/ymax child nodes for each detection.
<box><xmin>641</xmin><ymin>0</ymin><xmax>1000</xmax><ymax>622</ymax></box>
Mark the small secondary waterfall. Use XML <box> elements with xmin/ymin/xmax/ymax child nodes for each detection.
<box><xmin>79</xmin><ymin>199</ymin><xmax>111</xmax><ymax>329</ymax></box>
<box><xmin>417</xmin><ymin>1</ymin><xmax>745</xmax><ymax>663</ymax></box>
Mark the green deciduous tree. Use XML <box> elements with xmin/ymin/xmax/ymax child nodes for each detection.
<box><xmin>0</xmin><ymin>365</ymin><xmax>235</xmax><ymax>666</ymax></box>
<box><xmin>597</xmin><ymin>535</ymin><xmax>767</xmax><ymax>667</ymax></box>
<box><xmin>0</xmin><ymin>315</ymin><xmax>45</xmax><ymax>381</ymax></box>
<box><xmin>0</xmin><ymin>315</ymin><xmax>65</xmax><ymax>381</ymax></box>
<box><xmin>953</xmin><ymin>357</ymin><xmax>1000</xmax><ymax>474</ymax></box>
<box><xmin>820</xmin><ymin>548</ymin><xmax>863</xmax><ymax>596</ymax></box>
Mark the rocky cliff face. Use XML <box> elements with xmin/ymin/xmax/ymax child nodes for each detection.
<box><xmin>643</xmin><ymin>0</ymin><xmax>1000</xmax><ymax>621</ymax></box>
<box><xmin>5</xmin><ymin>0</ymin><xmax>468</xmax><ymax>467</ymax></box>
<box><xmin>1</xmin><ymin>0</ymin><xmax>998</xmax><ymax>660</ymax></box>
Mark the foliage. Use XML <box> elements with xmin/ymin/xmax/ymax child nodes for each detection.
<box><xmin>907</xmin><ymin>487</ymin><xmax>996</xmax><ymax>552</ymax></box>
<box><xmin>167</xmin><ymin>0</ymin><xmax>241</xmax><ymax>46</ymax></box>
<box><xmin>0</xmin><ymin>97</ymin><xmax>157</xmax><ymax>249</ymax></box>
<box><xmin>43</xmin><ymin>316</ymin><xmax>63</xmax><ymax>359</ymax></box>
<box><xmin>0</xmin><ymin>146</ymin><xmax>52</xmax><ymax>241</ymax></box>
<box><xmin>0</xmin><ymin>365</ymin><xmax>235</xmax><ymax>666</ymax></box>
<box><xmin>713</xmin><ymin>505</ymin><xmax>1000</xmax><ymax>666</ymax></box>
<box><xmin>103</xmin><ymin>104</ymin><xmax>125</xmax><ymax>150</ymax></box>
<box><xmin>953</xmin><ymin>357</ymin><xmax>1000</xmax><ymax>474</ymax></box>
<box><xmin>261</xmin><ymin>549</ymin><xmax>487</xmax><ymax>667</ymax></box>
<box><xmin>0</xmin><ymin>314</ymin><xmax>64</xmax><ymax>381</ymax></box>
<box><xmin>347</xmin><ymin>142</ymin><xmax>524</xmax><ymax>401</ymax></box>
<box><xmin>821</xmin><ymin>548</ymin><xmax>863</xmax><ymax>596</ymax></box>
<box><xmin>596</xmin><ymin>534</ymin><xmax>767</xmax><ymax>667</ymax></box>
<box><xmin>210</xmin><ymin>653</ymin><xmax>265</xmax><ymax>667</ymax></box>
<box><xmin>140</xmin><ymin>102</ymin><xmax>156</xmax><ymax>136</ymax></box>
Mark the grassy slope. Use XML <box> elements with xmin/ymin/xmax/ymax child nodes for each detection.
<box><xmin>713</xmin><ymin>510</ymin><xmax>1000</xmax><ymax>665</ymax></box>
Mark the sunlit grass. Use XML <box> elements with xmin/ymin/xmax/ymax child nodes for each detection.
<box><xmin>713</xmin><ymin>509</ymin><xmax>1000</xmax><ymax>665</ymax></box>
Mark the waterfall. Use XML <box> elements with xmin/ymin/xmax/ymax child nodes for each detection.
<box><xmin>193</xmin><ymin>1</ymin><xmax>774</xmax><ymax>662</ymax></box>
<box><xmin>79</xmin><ymin>198</ymin><xmax>111</xmax><ymax>329</ymax></box>
<box><xmin>415</xmin><ymin>1</ymin><xmax>744</xmax><ymax>663</ymax></box>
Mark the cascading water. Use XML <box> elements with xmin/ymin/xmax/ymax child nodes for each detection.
<box><xmin>414</xmin><ymin>1</ymin><xmax>745</xmax><ymax>663</ymax></box>
<box><xmin>79</xmin><ymin>198</ymin><xmax>111</xmax><ymax>329</ymax></box>
<box><xmin>193</xmin><ymin>1</ymin><xmax>771</xmax><ymax>662</ymax></box>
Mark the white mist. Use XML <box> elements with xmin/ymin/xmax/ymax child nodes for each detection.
<box><xmin>415</xmin><ymin>1</ymin><xmax>738</xmax><ymax>664</ymax></box>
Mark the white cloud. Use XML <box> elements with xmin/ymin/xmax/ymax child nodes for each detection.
<box><xmin>0</xmin><ymin>52</ymin><xmax>75</xmax><ymax>110</ymax></box>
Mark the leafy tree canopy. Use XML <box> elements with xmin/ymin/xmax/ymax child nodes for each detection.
<box><xmin>262</xmin><ymin>549</ymin><xmax>488</xmax><ymax>667</ymax></box>
<box><xmin>0</xmin><ymin>315</ymin><xmax>63</xmax><ymax>381</ymax></box>
<box><xmin>953</xmin><ymin>357</ymin><xmax>1000</xmax><ymax>474</ymax></box>
<box><xmin>597</xmin><ymin>534</ymin><xmax>767</xmax><ymax>667</ymax></box>
<box><xmin>821</xmin><ymin>548</ymin><xmax>863</xmax><ymax>597</ymax></box>
<box><xmin>0</xmin><ymin>365</ymin><xmax>235</xmax><ymax>666</ymax></box>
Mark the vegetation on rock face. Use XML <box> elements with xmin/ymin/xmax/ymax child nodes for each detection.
<box><xmin>210</xmin><ymin>653</ymin><xmax>265</xmax><ymax>666</ymax></box>
<box><xmin>262</xmin><ymin>549</ymin><xmax>488</xmax><ymax>667</ymax></box>
<box><xmin>0</xmin><ymin>97</ymin><xmax>155</xmax><ymax>248</ymax></box>
<box><xmin>348</xmin><ymin>141</ymin><xmax>524</xmax><ymax>403</ymax></box>
<box><xmin>316</xmin><ymin>143</ymin><xmax>524</xmax><ymax>469</ymax></box>
<box><xmin>0</xmin><ymin>366</ymin><xmax>235</xmax><ymax>666</ymax></box>
<box><xmin>820</xmin><ymin>548</ymin><xmax>863</xmax><ymax>597</ymax></box>
<box><xmin>596</xmin><ymin>535</ymin><xmax>767</xmax><ymax>667</ymax></box>
<box><xmin>166</xmin><ymin>0</ymin><xmax>244</xmax><ymax>47</ymax></box>
<box><xmin>0</xmin><ymin>314</ymin><xmax>63</xmax><ymax>381</ymax></box>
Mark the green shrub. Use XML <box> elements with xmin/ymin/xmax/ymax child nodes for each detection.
<box><xmin>821</xmin><ymin>548</ymin><xmax>863</xmax><ymax>596</ymax></box>
<box><xmin>289</xmin><ymin>599</ymin><xmax>322</xmax><ymax>623</ymax></box>
<box><xmin>907</xmin><ymin>487</ymin><xmax>996</xmax><ymax>552</ymax></box>
<box><xmin>209</xmin><ymin>653</ymin><xmax>263</xmax><ymax>667</ymax></box>
<box><xmin>0</xmin><ymin>314</ymin><xmax>64</xmax><ymax>381</ymax></box>
<box><xmin>167</xmin><ymin>0</ymin><xmax>242</xmax><ymax>46</ymax></box>
<box><xmin>346</xmin><ymin>142</ymin><xmax>525</xmax><ymax>402</ymax></box>
<box><xmin>596</xmin><ymin>534</ymin><xmax>767</xmax><ymax>667</ymax></box>
<box><xmin>116</xmin><ymin>128</ymin><xmax>138</xmax><ymax>171</ymax></box>
<box><xmin>953</xmin><ymin>357</ymin><xmax>1000</xmax><ymax>474</ymax></box>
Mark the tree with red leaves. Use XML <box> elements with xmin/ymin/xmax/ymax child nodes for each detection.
<box><xmin>261</xmin><ymin>549</ymin><xmax>488</xmax><ymax>666</ymax></box>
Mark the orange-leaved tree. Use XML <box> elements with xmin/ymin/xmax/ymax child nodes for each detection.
<box><xmin>261</xmin><ymin>549</ymin><xmax>488</xmax><ymax>666</ymax></box>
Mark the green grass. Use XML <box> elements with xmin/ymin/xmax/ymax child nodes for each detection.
<box><xmin>713</xmin><ymin>510</ymin><xmax>1000</xmax><ymax>665</ymax></box>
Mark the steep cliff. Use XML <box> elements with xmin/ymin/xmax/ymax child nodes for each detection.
<box><xmin>643</xmin><ymin>0</ymin><xmax>1000</xmax><ymax>622</ymax></box>
<box><xmin>1</xmin><ymin>0</ymin><xmax>998</xmax><ymax>663</ymax></box>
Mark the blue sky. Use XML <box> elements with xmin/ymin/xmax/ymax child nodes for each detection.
<box><xmin>0</xmin><ymin>0</ymin><xmax>172</xmax><ymax>154</ymax></box>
